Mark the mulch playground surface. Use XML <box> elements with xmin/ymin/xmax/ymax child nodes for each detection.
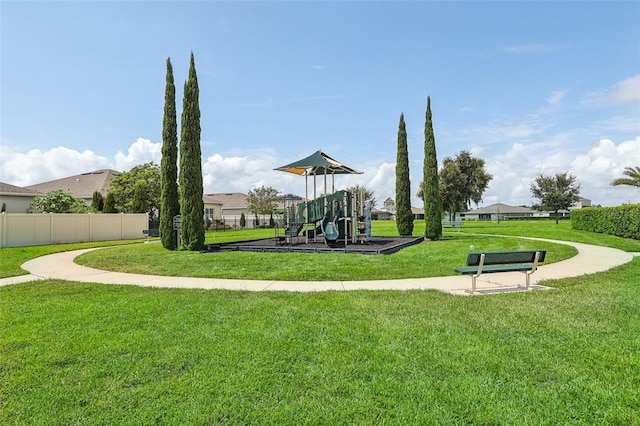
<box><xmin>203</xmin><ymin>235</ymin><xmax>424</xmax><ymax>255</ymax></box>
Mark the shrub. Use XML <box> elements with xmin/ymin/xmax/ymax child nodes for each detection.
<box><xmin>571</xmin><ymin>204</ymin><xmax>640</xmax><ymax>239</ymax></box>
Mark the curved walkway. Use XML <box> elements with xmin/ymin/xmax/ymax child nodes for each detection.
<box><xmin>4</xmin><ymin>238</ymin><xmax>638</xmax><ymax>295</ymax></box>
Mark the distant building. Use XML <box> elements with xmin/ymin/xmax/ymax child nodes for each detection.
<box><xmin>205</xmin><ymin>192</ymin><xmax>248</xmax><ymax>216</ymax></box>
<box><xmin>460</xmin><ymin>200</ymin><xmax>593</xmax><ymax>221</ymax></box>
<box><xmin>460</xmin><ymin>203</ymin><xmax>536</xmax><ymax>221</ymax></box>
<box><xmin>202</xmin><ymin>195</ymin><xmax>224</xmax><ymax>224</ymax></box>
<box><xmin>0</xmin><ymin>182</ymin><xmax>43</xmax><ymax>213</ymax></box>
<box><xmin>571</xmin><ymin>198</ymin><xmax>592</xmax><ymax>209</ymax></box>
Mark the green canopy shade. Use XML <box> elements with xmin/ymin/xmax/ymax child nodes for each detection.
<box><xmin>274</xmin><ymin>150</ymin><xmax>363</xmax><ymax>176</ymax></box>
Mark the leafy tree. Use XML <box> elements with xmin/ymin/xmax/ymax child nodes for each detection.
<box><xmin>246</xmin><ymin>185</ymin><xmax>281</xmax><ymax>225</ymax></box>
<box><xmin>417</xmin><ymin>151</ymin><xmax>492</xmax><ymax>220</ymax></box>
<box><xmin>29</xmin><ymin>190</ymin><xmax>89</xmax><ymax>213</ymax></box>
<box><xmin>438</xmin><ymin>159</ymin><xmax>466</xmax><ymax>221</ymax></box>
<box><xmin>611</xmin><ymin>166</ymin><xmax>640</xmax><ymax>189</ymax></box>
<box><xmin>423</xmin><ymin>96</ymin><xmax>442</xmax><ymax>240</ymax></box>
<box><xmin>452</xmin><ymin>151</ymin><xmax>492</xmax><ymax>209</ymax></box>
<box><xmin>383</xmin><ymin>197</ymin><xmax>395</xmax><ymax>209</ymax></box>
<box><xmin>179</xmin><ymin>52</ymin><xmax>205</xmax><ymax>251</ymax></box>
<box><xmin>530</xmin><ymin>172</ymin><xmax>581</xmax><ymax>224</ymax></box>
<box><xmin>160</xmin><ymin>57</ymin><xmax>180</xmax><ymax>250</ymax></box>
<box><xmin>91</xmin><ymin>190</ymin><xmax>104</xmax><ymax>212</ymax></box>
<box><xmin>240</xmin><ymin>211</ymin><xmax>246</xmax><ymax>228</ymax></box>
<box><xmin>103</xmin><ymin>191</ymin><xmax>117</xmax><ymax>213</ymax></box>
<box><xmin>109</xmin><ymin>162</ymin><xmax>161</xmax><ymax>219</ymax></box>
<box><xmin>439</xmin><ymin>151</ymin><xmax>492</xmax><ymax>219</ymax></box>
<box><xmin>131</xmin><ymin>180</ymin><xmax>148</xmax><ymax>213</ymax></box>
<box><xmin>395</xmin><ymin>113</ymin><xmax>414</xmax><ymax>236</ymax></box>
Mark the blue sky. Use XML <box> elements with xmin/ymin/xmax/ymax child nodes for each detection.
<box><xmin>2</xmin><ymin>1</ymin><xmax>639</xmax><ymax>208</ymax></box>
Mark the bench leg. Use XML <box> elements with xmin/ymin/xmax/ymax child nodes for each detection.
<box><xmin>521</xmin><ymin>270</ymin><xmax>535</xmax><ymax>290</ymax></box>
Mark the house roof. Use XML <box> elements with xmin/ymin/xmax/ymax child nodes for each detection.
<box><xmin>202</xmin><ymin>194</ymin><xmax>224</xmax><ymax>205</ymax></box>
<box><xmin>204</xmin><ymin>193</ymin><xmax>248</xmax><ymax>209</ymax></box>
<box><xmin>463</xmin><ymin>203</ymin><xmax>534</xmax><ymax>214</ymax></box>
<box><xmin>25</xmin><ymin>169</ymin><xmax>121</xmax><ymax>199</ymax></box>
<box><xmin>0</xmin><ymin>182</ymin><xmax>43</xmax><ymax>196</ymax></box>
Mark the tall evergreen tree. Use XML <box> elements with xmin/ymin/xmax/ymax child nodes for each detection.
<box><xmin>131</xmin><ymin>180</ymin><xmax>148</xmax><ymax>213</ymax></box>
<box><xmin>179</xmin><ymin>52</ymin><xmax>205</xmax><ymax>251</ymax></box>
<box><xmin>395</xmin><ymin>113</ymin><xmax>414</xmax><ymax>236</ymax></box>
<box><xmin>103</xmin><ymin>191</ymin><xmax>117</xmax><ymax>213</ymax></box>
<box><xmin>423</xmin><ymin>96</ymin><xmax>442</xmax><ymax>240</ymax></box>
<box><xmin>91</xmin><ymin>190</ymin><xmax>104</xmax><ymax>212</ymax></box>
<box><xmin>160</xmin><ymin>57</ymin><xmax>180</xmax><ymax>250</ymax></box>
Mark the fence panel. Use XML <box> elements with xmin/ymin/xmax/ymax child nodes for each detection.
<box><xmin>0</xmin><ymin>213</ymin><xmax>148</xmax><ymax>248</ymax></box>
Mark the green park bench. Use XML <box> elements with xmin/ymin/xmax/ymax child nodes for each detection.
<box><xmin>455</xmin><ymin>250</ymin><xmax>546</xmax><ymax>294</ymax></box>
<box><xmin>442</xmin><ymin>221</ymin><xmax>464</xmax><ymax>230</ymax></box>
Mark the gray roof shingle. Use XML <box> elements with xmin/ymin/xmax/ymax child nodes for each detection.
<box><xmin>25</xmin><ymin>169</ymin><xmax>121</xmax><ymax>199</ymax></box>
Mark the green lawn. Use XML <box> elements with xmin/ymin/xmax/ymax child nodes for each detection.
<box><xmin>1</xmin><ymin>220</ymin><xmax>639</xmax><ymax>424</ymax></box>
<box><xmin>75</xmin><ymin>234</ymin><xmax>576</xmax><ymax>281</ymax></box>
<box><xmin>0</xmin><ymin>239</ymin><xmax>145</xmax><ymax>279</ymax></box>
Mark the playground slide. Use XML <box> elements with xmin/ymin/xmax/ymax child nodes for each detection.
<box><xmin>321</xmin><ymin>215</ymin><xmax>339</xmax><ymax>241</ymax></box>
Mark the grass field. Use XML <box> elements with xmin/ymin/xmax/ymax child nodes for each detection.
<box><xmin>1</xmin><ymin>220</ymin><xmax>639</xmax><ymax>424</ymax></box>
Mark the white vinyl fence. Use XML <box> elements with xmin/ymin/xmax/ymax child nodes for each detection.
<box><xmin>0</xmin><ymin>213</ymin><xmax>149</xmax><ymax>248</ymax></box>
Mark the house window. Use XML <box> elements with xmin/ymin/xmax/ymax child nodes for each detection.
<box><xmin>205</xmin><ymin>208</ymin><xmax>216</xmax><ymax>220</ymax></box>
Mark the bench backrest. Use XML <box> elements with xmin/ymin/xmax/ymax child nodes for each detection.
<box><xmin>466</xmin><ymin>250</ymin><xmax>546</xmax><ymax>266</ymax></box>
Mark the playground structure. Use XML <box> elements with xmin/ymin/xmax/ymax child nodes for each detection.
<box><xmin>273</xmin><ymin>150</ymin><xmax>372</xmax><ymax>247</ymax></box>
<box><xmin>202</xmin><ymin>150</ymin><xmax>424</xmax><ymax>255</ymax></box>
<box><xmin>275</xmin><ymin>189</ymin><xmax>373</xmax><ymax>247</ymax></box>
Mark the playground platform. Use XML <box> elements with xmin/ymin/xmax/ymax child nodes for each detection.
<box><xmin>202</xmin><ymin>236</ymin><xmax>424</xmax><ymax>255</ymax></box>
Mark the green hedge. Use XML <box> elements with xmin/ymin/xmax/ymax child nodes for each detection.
<box><xmin>571</xmin><ymin>204</ymin><xmax>640</xmax><ymax>239</ymax></box>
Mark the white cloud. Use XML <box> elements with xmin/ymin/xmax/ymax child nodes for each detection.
<box><xmin>502</xmin><ymin>43</ymin><xmax>570</xmax><ymax>54</ymax></box>
<box><xmin>483</xmin><ymin>137</ymin><xmax>640</xmax><ymax>207</ymax></box>
<box><xmin>202</xmin><ymin>153</ymin><xmax>292</xmax><ymax>194</ymax></box>
<box><xmin>546</xmin><ymin>90</ymin><xmax>567</xmax><ymax>105</ymax></box>
<box><xmin>609</xmin><ymin>74</ymin><xmax>640</xmax><ymax>103</ymax></box>
<box><xmin>3</xmin><ymin>135</ymin><xmax>638</xmax><ymax>210</ymax></box>
<box><xmin>458</xmin><ymin>121</ymin><xmax>543</xmax><ymax>146</ymax></box>
<box><xmin>114</xmin><ymin>137</ymin><xmax>162</xmax><ymax>170</ymax></box>
<box><xmin>580</xmin><ymin>74</ymin><xmax>640</xmax><ymax>107</ymax></box>
<box><xmin>0</xmin><ymin>145</ymin><xmax>111</xmax><ymax>187</ymax></box>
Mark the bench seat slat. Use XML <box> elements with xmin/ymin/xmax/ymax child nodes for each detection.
<box><xmin>455</xmin><ymin>265</ymin><xmax>534</xmax><ymax>275</ymax></box>
<box><xmin>465</xmin><ymin>250</ymin><xmax>546</xmax><ymax>266</ymax></box>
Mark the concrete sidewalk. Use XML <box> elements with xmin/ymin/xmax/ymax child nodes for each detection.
<box><xmin>5</xmin><ymin>237</ymin><xmax>638</xmax><ymax>295</ymax></box>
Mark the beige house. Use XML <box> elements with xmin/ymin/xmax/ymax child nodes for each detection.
<box><xmin>0</xmin><ymin>182</ymin><xmax>43</xmax><ymax>213</ymax></box>
<box><xmin>206</xmin><ymin>192</ymin><xmax>249</xmax><ymax>216</ymax></box>
<box><xmin>202</xmin><ymin>195</ymin><xmax>224</xmax><ymax>224</ymax></box>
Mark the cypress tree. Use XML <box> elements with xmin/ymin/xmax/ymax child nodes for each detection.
<box><xmin>179</xmin><ymin>52</ymin><xmax>205</xmax><ymax>251</ymax></box>
<box><xmin>103</xmin><ymin>191</ymin><xmax>117</xmax><ymax>213</ymax></box>
<box><xmin>395</xmin><ymin>113</ymin><xmax>414</xmax><ymax>236</ymax></box>
<box><xmin>91</xmin><ymin>190</ymin><xmax>104</xmax><ymax>212</ymax></box>
<box><xmin>131</xmin><ymin>180</ymin><xmax>148</xmax><ymax>213</ymax></box>
<box><xmin>160</xmin><ymin>57</ymin><xmax>180</xmax><ymax>250</ymax></box>
<box><xmin>423</xmin><ymin>96</ymin><xmax>443</xmax><ymax>240</ymax></box>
